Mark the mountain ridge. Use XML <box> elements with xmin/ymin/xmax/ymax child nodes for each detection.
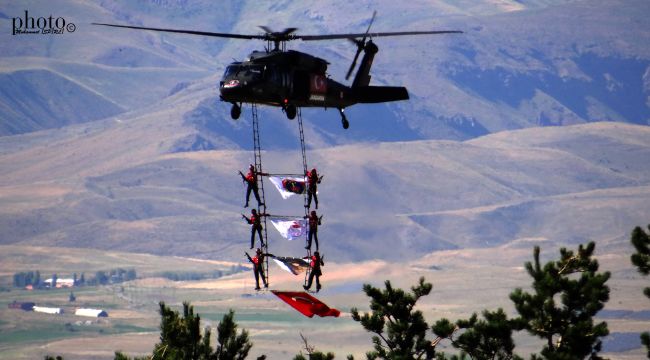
<box><xmin>1</xmin><ymin>119</ymin><xmax>648</xmax><ymax>262</ymax></box>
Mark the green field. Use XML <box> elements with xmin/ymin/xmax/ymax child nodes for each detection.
<box><xmin>1</xmin><ymin>244</ymin><xmax>648</xmax><ymax>359</ymax></box>
<box><xmin>0</xmin><ymin>245</ymin><xmax>252</xmax><ymax>359</ymax></box>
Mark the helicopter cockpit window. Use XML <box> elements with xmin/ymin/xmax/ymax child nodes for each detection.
<box><xmin>223</xmin><ymin>65</ymin><xmax>241</xmax><ymax>78</ymax></box>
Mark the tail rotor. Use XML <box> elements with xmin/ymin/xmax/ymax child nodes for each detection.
<box><xmin>345</xmin><ymin>11</ymin><xmax>376</xmax><ymax>81</ymax></box>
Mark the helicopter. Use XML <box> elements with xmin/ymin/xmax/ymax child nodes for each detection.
<box><xmin>93</xmin><ymin>13</ymin><xmax>462</xmax><ymax>129</ymax></box>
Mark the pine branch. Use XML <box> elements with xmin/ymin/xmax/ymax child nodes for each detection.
<box><xmin>300</xmin><ymin>333</ymin><xmax>316</xmax><ymax>355</ymax></box>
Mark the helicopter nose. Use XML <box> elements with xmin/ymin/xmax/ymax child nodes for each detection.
<box><xmin>220</xmin><ymin>79</ymin><xmax>243</xmax><ymax>100</ymax></box>
<box><xmin>222</xmin><ymin>79</ymin><xmax>240</xmax><ymax>88</ymax></box>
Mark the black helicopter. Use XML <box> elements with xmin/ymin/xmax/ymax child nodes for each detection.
<box><xmin>94</xmin><ymin>13</ymin><xmax>461</xmax><ymax>129</ymax></box>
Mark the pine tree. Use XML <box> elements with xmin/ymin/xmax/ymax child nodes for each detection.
<box><xmin>293</xmin><ymin>353</ymin><xmax>337</xmax><ymax>360</ymax></box>
<box><xmin>433</xmin><ymin>309</ymin><xmax>521</xmax><ymax>360</ymax></box>
<box><xmin>96</xmin><ymin>271</ymin><xmax>108</xmax><ymax>285</ymax></box>
<box><xmin>630</xmin><ymin>224</ymin><xmax>650</xmax><ymax>358</ymax></box>
<box><xmin>151</xmin><ymin>302</ymin><xmax>210</xmax><ymax>359</ymax></box>
<box><xmin>351</xmin><ymin>277</ymin><xmax>438</xmax><ymax>359</ymax></box>
<box><xmin>214</xmin><ymin>309</ymin><xmax>253</xmax><ymax>360</ymax></box>
<box><xmin>126</xmin><ymin>268</ymin><xmax>137</xmax><ymax>281</ymax></box>
<box><xmin>13</xmin><ymin>272</ymin><xmax>25</xmax><ymax>288</ymax></box>
<box><xmin>293</xmin><ymin>333</ymin><xmax>342</xmax><ymax>360</ymax></box>
<box><xmin>510</xmin><ymin>242</ymin><xmax>610</xmax><ymax>359</ymax></box>
<box><xmin>115</xmin><ymin>302</ymin><xmax>258</xmax><ymax>360</ymax></box>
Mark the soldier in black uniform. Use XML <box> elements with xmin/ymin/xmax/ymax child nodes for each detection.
<box><xmin>242</xmin><ymin>209</ymin><xmax>267</xmax><ymax>249</ymax></box>
<box><xmin>245</xmin><ymin>248</ymin><xmax>271</xmax><ymax>290</ymax></box>
<box><xmin>303</xmin><ymin>251</ymin><xmax>324</xmax><ymax>292</ymax></box>
<box><xmin>306</xmin><ymin>168</ymin><xmax>323</xmax><ymax>209</ymax></box>
<box><xmin>304</xmin><ymin>210</ymin><xmax>323</xmax><ymax>251</ymax></box>
<box><xmin>239</xmin><ymin>164</ymin><xmax>267</xmax><ymax>208</ymax></box>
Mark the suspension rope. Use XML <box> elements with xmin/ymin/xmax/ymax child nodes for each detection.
<box><xmin>298</xmin><ymin>108</ymin><xmax>312</xmax><ymax>288</ymax></box>
<box><xmin>246</xmin><ymin>106</ymin><xmax>314</xmax><ymax>291</ymax></box>
<box><xmin>251</xmin><ymin>103</ymin><xmax>270</xmax><ymax>288</ymax></box>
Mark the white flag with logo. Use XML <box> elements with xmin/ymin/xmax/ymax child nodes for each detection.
<box><xmin>270</xmin><ymin>218</ymin><xmax>307</xmax><ymax>241</ymax></box>
<box><xmin>268</xmin><ymin>176</ymin><xmax>307</xmax><ymax>199</ymax></box>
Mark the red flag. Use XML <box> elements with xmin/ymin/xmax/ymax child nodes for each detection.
<box><xmin>271</xmin><ymin>290</ymin><xmax>341</xmax><ymax>318</ymax></box>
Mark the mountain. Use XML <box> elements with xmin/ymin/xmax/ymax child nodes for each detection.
<box><xmin>0</xmin><ymin>0</ymin><xmax>648</xmax><ymax>140</ymax></box>
<box><xmin>1</xmin><ymin>109</ymin><xmax>648</xmax><ymax>262</ymax></box>
<box><xmin>1</xmin><ymin>0</ymin><xmax>649</xmax><ymax>262</ymax></box>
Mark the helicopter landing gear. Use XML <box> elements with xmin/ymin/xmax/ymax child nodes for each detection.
<box><xmin>284</xmin><ymin>104</ymin><xmax>297</xmax><ymax>120</ymax></box>
<box><xmin>230</xmin><ymin>103</ymin><xmax>241</xmax><ymax>120</ymax></box>
<box><xmin>338</xmin><ymin>108</ymin><xmax>349</xmax><ymax>129</ymax></box>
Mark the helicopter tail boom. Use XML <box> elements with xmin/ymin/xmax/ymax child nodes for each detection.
<box><xmin>351</xmin><ymin>40</ymin><xmax>379</xmax><ymax>88</ymax></box>
<box><xmin>351</xmin><ymin>86</ymin><xmax>409</xmax><ymax>103</ymax></box>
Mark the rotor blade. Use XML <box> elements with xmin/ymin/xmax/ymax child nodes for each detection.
<box><xmin>259</xmin><ymin>25</ymin><xmax>274</xmax><ymax>34</ymax></box>
<box><xmin>282</xmin><ymin>27</ymin><xmax>298</xmax><ymax>36</ymax></box>
<box><xmin>364</xmin><ymin>11</ymin><xmax>377</xmax><ymax>38</ymax></box>
<box><xmin>346</xmin><ymin>10</ymin><xmax>376</xmax><ymax>80</ymax></box>
<box><xmin>345</xmin><ymin>46</ymin><xmax>364</xmax><ymax>80</ymax></box>
<box><xmin>93</xmin><ymin>23</ymin><xmax>262</xmax><ymax>40</ymax></box>
<box><xmin>299</xmin><ymin>30</ymin><xmax>463</xmax><ymax>41</ymax></box>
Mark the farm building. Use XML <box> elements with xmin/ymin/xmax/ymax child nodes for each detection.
<box><xmin>8</xmin><ymin>301</ymin><xmax>35</xmax><ymax>311</ymax></box>
<box><xmin>75</xmin><ymin>308</ymin><xmax>108</xmax><ymax>317</ymax></box>
<box><xmin>33</xmin><ymin>306</ymin><xmax>63</xmax><ymax>314</ymax></box>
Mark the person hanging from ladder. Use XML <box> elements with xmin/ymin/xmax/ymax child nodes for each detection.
<box><xmin>242</xmin><ymin>208</ymin><xmax>267</xmax><ymax>249</ymax></box>
<box><xmin>303</xmin><ymin>251</ymin><xmax>324</xmax><ymax>292</ymax></box>
<box><xmin>304</xmin><ymin>210</ymin><xmax>323</xmax><ymax>251</ymax></box>
<box><xmin>239</xmin><ymin>164</ymin><xmax>268</xmax><ymax>208</ymax></box>
<box><xmin>305</xmin><ymin>167</ymin><xmax>323</xmax><ymax>209</ymax></box>
<box><xmin>245</xmin><ymin>248</ymin><xmax>272</xmax><ymax>290</ymax></box>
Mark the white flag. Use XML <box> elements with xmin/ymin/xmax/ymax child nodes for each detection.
<box><xmin>271</xmin><ymin>256</ymin><xmax>310</xmax><ymax>275</ymax></box>
<box><xmin>270</xmin><ymin>218</ymin><xmax>307</xmax><ymax>241</ymax></box>
<box><xmin>268</xmin><ymin>176</ymin><xmax>307</xmax><ymax>199</ymax></box>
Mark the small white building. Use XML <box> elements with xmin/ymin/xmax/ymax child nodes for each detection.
<box><xmin>33</xmin><ymin>306</ymin><xmax>63</xmax><ymax>315</ymax></box>
<box><xmin>44</xmin><ymin>278</ymin><xmax>75</xmax><ymax>288</ymax></box>
<box><xmin>75</xmin><ymin>308</ymin><xmax>108</xmax><ymax>317</ymax></box>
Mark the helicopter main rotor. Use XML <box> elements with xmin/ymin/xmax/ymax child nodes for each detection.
<box><xmin>92</xmin><ymin>21</ymin><xmax>462</xmax><ymax>52</ymax></box>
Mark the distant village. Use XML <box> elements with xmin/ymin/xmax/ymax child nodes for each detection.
<box><xmin>13</xmin><ymin>268</ymin><xmax>137</xmax><ymax>290</ymax></box>
<box><xmin>8</xmin><ymin>268</ymin><xmax>137</xmax><ymax>319</ymax></box>
<box><xmin>7</xmin><ymin>266</ymin><xmax>249</xmax><ymax>320</ymax></box>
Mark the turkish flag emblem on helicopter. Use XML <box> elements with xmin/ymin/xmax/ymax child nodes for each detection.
<box><xmin>310</xmin><ymin>74</ymin><xmax>327</xmax><ymax>94</ymax></box>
